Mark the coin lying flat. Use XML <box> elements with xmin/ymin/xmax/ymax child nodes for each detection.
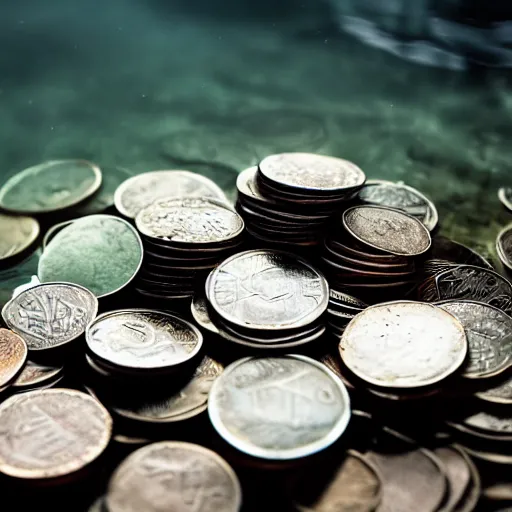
<box><xmin>106</xmin><ymin>442</ymin><xmax>241</xmax><ymax>512</ymax></box>
<box><xmin>461</xmin><ymin>411</ymin><xmax>512</xmax><ymax>440</ymax></box>
<box><xmin>114</xmin><ymin>170</ymin><xmax>228</xmax><ymax>219</ymax></box>
<box><xmin>476</xmin><ymin>374</ymin><xmax>512</xmax><ymax>405</ymax></box>
<box><xmin>208</xmin><ymin>356</ymin><xmax>351</xmax><ymax>460</ymax></box>
<box><xmin>86</xmin><ymin>309</ymin><xmax>202</xmax><ymax>372</ymax></box>
<box><xmin>0</xmin><ymin>329</ymin><xmax>27</xmax><ymax>388</ymax></box>
<box><xmin>0</xmin><ymin>389</ymin><xmax>112</xmax><ymax>479</ymax></box>
<box><xmin>339</xmin><ymin>302</ymin><xmax>467</xmax><ymax>388</ymax></box>
<box><xmin>497</xmin><ymin>224</ymin><xmax>512</xmax><ymax>272</ymax></box>
<box><xmin>0</xmin><ymin>160</ymin><xmax>102</xmax><ymax>214</ymax></box>
<box><xmin>498</xmin><ymin>187</ymin><xmax>512</xmax><ymax>212</ymax></box>
<box><xmin>0</xmin><ymin>213</ymin><xmax>39</xmax><ymax>262</ymax></box>
<box><xmin>11</xmin><ymin>360</ymin><xmax>63</xmax><ymax>391</ymax></box>
<box><xmin>2</xmin><ymin>282</ymin><xmax>98</xmax><ymax>351</ymax></box>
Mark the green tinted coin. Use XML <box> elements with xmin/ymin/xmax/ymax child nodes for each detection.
<box><xmin>0</xmin><ymin>213</ymin><xmax>39</xmax><ymax>262</ymax></box>
<box><xmin>38</xmin><ymin>215</ymin><xmax>143</xmax><ymax>297</ymax></box>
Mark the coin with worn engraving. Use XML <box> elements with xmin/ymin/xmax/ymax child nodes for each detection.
<box><xmin>437</xmin><ymin>301</ymin><xmax>512</xmax><ymax>379</ymax></box>
<box><xmin>343</xmin><ymin>206</ymin><xmax>431</xmax><ymax>256</ymax></box>
<box><xmin>0</xmin><ymin>160</ymin><xmax>102</xmax><ymax>214</ymax></box>
<box><xmin>2</xmin><ymin>282</ymin><xmax>98</xmax><ymax>351</ymax></box>
<box><xmin>340</xmin><ymin>302</ymin><xmax>467</xmax><ymax>388</ymax></box>
<box><xmin>86</xmin><ymin>309</ymin><xmax>202</xmax><ymax>372</ymax></box>
<box><xmin>0</xmin><ymin>329</ymin><xmax>27</xmax><ymax>388</ymax></box>
<box><xmin>476</xmin><ymin>374</ymin><xmax>512</xmax><ymax>405</ymax></box>
<box><xmin>11</xmin><ymin>360</ymin><xmax>63</xmax><ymax>391</ymax></box>
<box><xmin>208</xmin><ymin>356</ymin><xmax>351</xmax><ymax>460</ymax></box>
<box><xmin>0</xmin><ymin>213</ymin><xmax>39</xmax><ymax>263</ymax></box>
<box><xmin>208</xmin><ymin>250</ymin><xmax>328</xmax><ymax>331</ymax></box>
<box><xmin>497</xmin><ymin>224</ymin><xmax>512</xmax><ymax>272</ymax></box>
<box><xmin>114</xmin><ymin>170</ymin><xmax>228</xmax><ymax>219</ymax></box>
<box><xmin>136</xmin><ymin>197</ymin><xmax>244</xmax><ymax>244</ymax></box>
<box><xmin>38</xmin><ymin>215</ymin><xmax>143</xmax><ymax>298</ymax></box>
<box><xmin>106</xmin><ymin>441</ymin><xmax>241</xmax><ymax>512</ymax></box>
<box><xmin>0</xmin><ymin>389</ymin><xmax>112</xmax><ymax>479</ymax></box>
<box><xmin>499</xmin><ymin>187</ymin><xmax>512</xmax><ymax>212</ymax></box>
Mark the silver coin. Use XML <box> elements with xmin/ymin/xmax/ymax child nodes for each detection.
<box><xmin>208</xmin><ymin>355</ymin><xmax>351</xmax><ymax>460</ymax></box>
<box><xmin>498</xmin><ymin>187</ymin><xmax>512</xmax><ymax>212</ymax></box>
<box><xmin>437</xmin><ymin>301</ymin><xmax>512</xmax><ymax>379</ymax></box>
<box><xmin>208</xmin><ymin>250</ymin><xmax>329</xmax><ymax>331</ymax></box>
<box><xmin>497</xmin><ymin>224</ymin><xmax>512</xmax><ymax>272</ymax></box>
<box><xmin>114</xmin><ymin>170</ymin><xmax>228</xmax><ymax>219</ymax></box>
<box><xmin>2</xmin><ymin>282</ymin><xmax>98</xmax><ymax>351</ymax></box>
<box><xmin>136</xmin><ymin>197</ymin><xmax>244</xmax><ymax>244</ymax></box>
<box><xmin>86</xmin><ymin>309</ymin><xmax>202</xmax><ymax>372</ymax></box>
<box><xmin>476</xmin><ymin>374</ymin><xmax>512</xmax><ymax>405</ymax></box>
<box><xmin>11</xmin><ymin>360</ymin><xmax>63</xmax><ymax>390</ymax></box>
<box><xmin>461</xmin><ymin>411</ymin><xmax>512</xmax><ymax>440</ymax></box>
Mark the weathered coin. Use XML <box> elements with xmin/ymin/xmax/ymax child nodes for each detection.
<box><xmin>11</xmin><ymin>360</ymin><xmax>63</xmax><ymax>391</ymax></box>
<box><xmin>106</xmin><ymin>442</ymin><xmax>242</xmax><ymax>512</ymax></box>
<box><xmin>0</xmin><ymin>329</ymin><xmax>27</xmax><ymax>388</ymax></box>
<box><xmin>339</xmin><ymin>302</ymin><xmax>467</xmax><ymax>388</ymax></box>
<box><xmin>114</xmin><ymin>170</ymin><xmax>228</xmax><ymax>219</ymax></box>
<box><xmin>0</xmin><ymin>389</ymin><xmax>112</xmax><ymax>479</ymax></box>
<box><xmin>0</xmin><ymin>213</ymin><xmax>39</xmax><ymax>262</ymax></box>
<box><xmin>497</xmin><ymin>224</ymin><xmax>512</xmax><ymax>272</ymax></box>
<box><xmin>476</xmin><ymin>374</ymin><xmax>512</xmax><ymax>405</ymax></box>
<box><xmin>38</xmin><ymin>214</ymin><xmax>143</xmax><ymax>298</ymax></box>
<box><xmin>0</xmin><ymin>160</ymin><xmax>102</xmax><ymax>214</ymax></box>
<box><xmin>429</xmin><ymin>236</ymin><xmax>493</xmax><ymax>270</ymax></box>
<box><xmin>208</xmin><ymin>250</ymin><xmax>328</xmax><ymax>331</ymax></box>
<box><xmin>437</xmin><ymin>301</ymin><xmax>512</xmax><ymax>379</ymax></box>
<box><xmin>2</xmin><ymin>282</ymin><xmax>98</xmax><ymax>351</ymax></box>
<box><xmin>86</xmin><ymin>309</ymin><xmax>202</xmax><ymax>372</ymax></box>
<box><xmin>208</xmin><ymin>355</ymin><xmax>351</xmax><ymax>460</ymax></box>
<box><xmin>343</xmin><ymin>206</ymin><xmax>432</xmax><ymax>257</ymax></box>
<box><xmin>498</xmin><ymin>187</ymin><xmax>512</xmax><ymax>212</ymax></box>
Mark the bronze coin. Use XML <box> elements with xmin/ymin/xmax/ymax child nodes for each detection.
<box><xmin>0</xmin><ymin>328</ymin><xmax>27</xmax><ymax>388</ymax></box>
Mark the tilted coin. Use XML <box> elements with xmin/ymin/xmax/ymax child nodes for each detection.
<box><xmin>114</xmin><ymin>170</ymin><xmax>228</xmax><ymax>219</ymax></box>
<box><xmin>86</xmin><ymin>309</ymin><xmax>202</xmax><ymax>372</ymax></box>
<box><xmin>2</xmin><ymin>282</ymin><xmax>98</xmax><ymax>351</ymax></box>
<box><xmin>437</xmin><ymin>301</ymin><xmax>512</xmax><ymax>379</ymax></box>
<box><xmin>208</xmin><ymin>250</ymin><xmax>328</xmax><ymax>331</ymax></box>
<box><xmin>498</xmin><ymin>187</ymin><xmax>512</xmax><ymax>212</ymax></box>
<box><xmin>106</xmin><ymin>442</ymin><xmax>242</xmax><ymax>512</ymax></box>
<box><xmin>461</xmin><ymin>411</ymin><xmax>512</xmax><ymax>440</ymax></box>
<box><xmin>38</xmin><ymin>215</ymin><xmax>143</xmax><ymax>298</ymax></box>
<box><xmin>460</xmin><ymin>445</ymin><xmax>512</xmax><ymax>465</ymax></box>
<box><xmin>343</xmin><ymin>206</ymin><xmax>432</xmax><ymax>257</ymax></box>
<box><xmin>11</xmin><ymin>360</ymin><xmax>63</xmax><ymax>391</ymax></box>
<box><xmin>0</xmin><ymin>213</ymin><xmax>39</xmax><ymax>262</ymax></box>
<box><xmin>0</xmin><ymin>160</ymin><xmax>102</xmax><ymax>214</ymax></box>
<box><xmin>0</xmin><ymin>329</ymin><xmax>27</xmax><ymax>388</ymax></box>
<box><xmin>0</xmin><ymin>389</ymin><xmax>112</xmax><ymax>479</ymax></box>
<box><xmin>339</xmin><ymin>302</ymin><xmax>467</xmax><ymax>388</ymax></box>
<box><xmin>497</xmin><ymin>224</ymin><xmax>512</xmax><ymax>272</ymax></box>
<box><xmin>208</xmin><ymin>356</ymin><xmax>351</xmax><ymax>460</ymax></box>
<box><xmin>476</xmin><ymin>374</ymin><xmax>512</xmax><ymax>405</ymax></box>
<box><xmin>429</xmin><ymin>236</ymin><xmax>493</xmax><ymax>270</ymax></box>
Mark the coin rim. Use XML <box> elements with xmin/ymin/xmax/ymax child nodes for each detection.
<box><xmin>496</xmin><ymin>224</ymin><xmax>512</xmax><ymax>271</ymax></box>
<box><xmin>0</xmin><ymin>214</ymin><xmax>40</xmax><ymax>262</ymax></box>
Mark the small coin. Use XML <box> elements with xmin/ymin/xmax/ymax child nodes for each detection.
<box><xmin>0</xmin><ymin>213</ymin><xmax>39</xmax><ymax>262</ymax></box>
<box><xmin>498</xmin><ymin>187</ymin><xmax>512</xmax><ymax>212</ymax></box>
<box><xmin>476</xmin><ymin>374</ymin><xmax>512</xmax><ymax>405</ymax></box>
<box><xmin>339</xmin><ymin>301</ymin><xmax>467</xmax><ymax>388</ymax></box>
<box><xmin>114</xmin><ymin>170</ymin><xmax>228</xmax><ymax>219</ymax></box>
<box><xmin>208</xmin><ymin>355</ymin><xmax>351</xmax><ymax>460</ymax></box>
<box><xmin>11</xmin><ymin>360</ymin><xmax>63</xmax><ymax>391</ymax></box>
<box><xmin>343</xmin><ymin>206</ymin><xmax>432</xmax><ymax>257</ymax></box>
<box><xmin>497</xmin><ymin>224</ymin><xmax>512</xmax><ymax>272</ymax></box>
<box><xmin>86</xmin><ymin>309</ymin><xmax>202</xmax><ymax>372</ymax></box>
<box><xmin>2</xmin><ymin>282</ymin><xmax>98</xmax><ymax>351</ymax></box>
<box><xmin>0</xmin><ymin>160</ymin><xmax>102</xmax><ymax>214</ymax></box>
<box><xmin>0</xmin><ymin>329</ymin><xmax>27</xmax><ymax>388</ymax></box>
<box><xmin>106</xmin><ymin>442</ymin><xmax>242</xmax><ymax>512</ymax></box>
<box><xmin>0</xmin><ymin>389</ymin><xmax>112</xmax><ymax>479</ymax></box>
<box><xmin>461</xmin><ymin>411</ymin><xmax>512</xmax><ymax>440</ymax></box>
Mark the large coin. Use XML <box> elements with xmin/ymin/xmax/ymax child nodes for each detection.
<box><xmin>0</xmin><ymin>214</ymin><xmax>39</xmax><ymax>262</ymax></box>
<box><xmin>208</xmin><ymin>250</ymin><xmax>328</xmax><ymax>331</ymax></box>
<box><xmin>258</xmin><ymin>153</ymin><xmax>365</xmax><ymax>192</ymax></box>
<box><xmin>437</xmin><ymin>301</ymin><xmax>512</xmax><ymax>379</ymax></box>
<box><xmin>114</xmin><ymin>170</ymin><xmax>228</xmax><ymax>219</ymax></box>
<box><xmin>208</xmin><ymin>356</ymin><xmax>351</xmax><ymax>460</ymax></box>
<box><xmin>343</xmin><ymin>206</ymin><xmax>431</xmax><ymax>257</ymax></box>
<box><xmin>339</xmin><ymin>302</ymin><xmax>467</xmax><ymax>388</ymax></box>
<box><xmin>136</xmin><ymin>197</ymin><xmax>244</xmax><ymax>244</ymax></box>
<box><xmin>0</xmin><ymin>389</ymin><xmax>112</xmax><ymax>479</ymax></box>
<box><xmin>106</xmin><ymin>442</ymin><xmax>242</xmax><ymax>512</ymax></box>
<box><xmin>86</xmin><ymin>309</ymin><xmax>202</xmax><ymax>372</ymax></box>
<box><xmin>0</xmin><ymin>160</ymin><xmax>102</xmax><ymax>214</ymax></box>
<box><xmin>38</xmin><ymin>215</ymin><xmax>143</xmax><ymax>298</ymax></box>
<box><xmin>0</xmin><ymin>329</ymin><xmax>27</xmax><ymax>388</ymax></box>
<box><xmin>497</xmin><ymin>224</ymin><xmax>512</xmax><ymax>272</ymax></box>
<box><xmin>2</xmin><ymin>282</ymin><xmax>98</xmax><ymax>351</ymax></box>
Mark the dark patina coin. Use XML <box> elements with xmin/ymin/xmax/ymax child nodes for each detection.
<box><xmin>429</xmin><ymin>236</ymin><xmax>493</xmax><ymax>270</ymax></box>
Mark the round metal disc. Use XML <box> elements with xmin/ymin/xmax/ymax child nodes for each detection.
<box><xmin>0</xmin><ymin>214</ymin><xmax>40</xmax><ymax>262</ymax></box>
<box><xmin>0</xmin><ymin>329</ymin><xmax>27</xmax><ymax>388</ymax></box>
<box><xmin>476</xmin><ymin>374</ymin><xmax>512</xmax><ymax>405</ymax></box>
<box><xmin>497</xmin><ymin>224</ymin><xmax>512</xmax><ymax>272</ymax></box>
<box><xmin>11</xmin><ymin>360</ymin><xmax>63</xmax><ymax>391</ymax></box>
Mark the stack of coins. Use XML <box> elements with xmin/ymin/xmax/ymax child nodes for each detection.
<box><xmin>326</xmin><ymin>289</ymin><xmax>368</xmax><ymax>338</ymax></box>
<box><xmin>236</xmin><ymin>153</ymin><xmax>366</xmax><ymax>248</ymax></box>
<box><xmin>133</xmin><ymin>197</ymin><xmax>245</xmax><ymax>301</ymax></box>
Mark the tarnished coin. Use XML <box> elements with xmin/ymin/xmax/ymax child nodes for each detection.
<box><xmin>38</xmin><ymin>215</ymin><xmax>143</xmax><ymax>298</ymax></box>
<box><xmin>429</xmin><ymin>236</ymin><xmax>493</xmax><ymax>270</ymax></box>
<box><xmin>11</xmin><ymin>360</ymin><xmax>63</xmax><ymax>391</ymax></box>
<box><xmin>0</xmin><ymin>389</ymin><xmax>112</xmax><ymax>479</ymax></box>
<box><xmin>340</xmin><ymin>302</ymin><xmax>467</xmax><ymax>388</ymax></box>
<box><xmin>0</xmin><ymin>160</ymin><xmax>101</xmax><ymax>214</ymax></box>
<box><xmin>136</xmin><ymin>197</ymin><xmax>244</xmax><ymax>244</ymax></box>
<box><xmin>208</xmin><ymin>356</ymin><xmax>351</xmax><ymax>460</ymax></box>
<box><xmin>259</xmin><ymin>153</ymin><xmax>365</xmax><ymax>192</ymax></box>
<box><xmin>343</xmin><ymin>206</ymin><xmax>432</xmax><ymax>257</ymax></box>
<box><xmin>498</xmin><ymin>187</ymin><xmax>512</xmax><ymax>212</ymax></box>
<box><xmin>86</xmin><ymin>309</ymin><xmax>202</xmax><ymax>372</ymax></box>
<box><xmin>2</xmin><ymin>282</ymin><xmax>98</xmax><ymax>351</ymax></box>
<box><xmin>497</xmin><ymin>224</ymin><xmax>512</xmax><ymax>272</ymax></box>
<box><xmin>208</xmin><ymin>250</ymin><xmax>328</xmax><ymax>331</ymax></box>
<box><xmin>358</xmin><ymin>181</ymin><xmax>438</xmax><ymax>231</ymax></box>
<box><xmin>476</xmin><ymin>374</ymin><xmax>512</xmax><ymax>405</ymax></box>
<box><xmin>114</xmin><ymin>170</ymin><xmax>228</xmax><ymax>219</ymax></box>
<box><xmin>0</xmin><ymin>329</ymin><xmax>27</xmax><ymax>388</ymax></box>
<box><xmin>0</xmin><ymin>213</ymin><xmax>39</xmax><ymax>262</ymax></box>
<box><xmin>106</xmin><ymin>442</ymin><xmax>242</xmax><ymax>512</ymax></box>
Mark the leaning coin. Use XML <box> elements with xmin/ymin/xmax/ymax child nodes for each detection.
<box><xmin>0</xmin><ymin>329</ymin><xmax>27</xmax><ymax>388</ymax></box>
<box><xmin>10</xmin><ymin>360</ymin><xmax>63</xmax><ymax>392</ymax></box>
<box><xmin>457</xmin><ymin>411</ymin><xmax>512</xmax><ymax>441</ymax></box>
<box><xmin>498</xmin><ymin>187</ymin><xmax>512</xmax><ymax>212</ymax></box>
<box><xmin>106</xmin><ymin>442</ymin><xmax>242</xmax><ymax>512</ymax></box>
<box><xmin>2</xmin><ymin>282</ymin><xmax>98</xmax><ymax>351</ymax></box>
<box><xmin>497</xmin><ymin>224</ymin><xmax>512</xmax><ymax>272</ymax></box>
<box><xmin>0</xmin><ymin>160</ymin><xmax>101</xmax><ymax>214</ymax></box>
<box><xmin>429</xmin><ymin>236</ymin><xmax>493</xmax><ymax>270</ymax></box>
<box><xmin>208</xmin><ymin>355</ymin><xmax>351</xmax><ymax>460</ymax></box>
<box><xmin>339</xmin><ymin>301</ymin><xmax>467</xmax><ymax>388</ymax></box>
<box><xmin>476</xmin><ymin>373</ymin><xmax>512</xmax><ymax>405</ymax></box>
<box><xmin>0</xmin><ymin>213</ymin><xmax>39</xmax><ymax>263</ymax></box>
<box><xmin>0</xmin><ymin>389</ymin><xmax>112</xmax><ymax>480</ymax></box>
